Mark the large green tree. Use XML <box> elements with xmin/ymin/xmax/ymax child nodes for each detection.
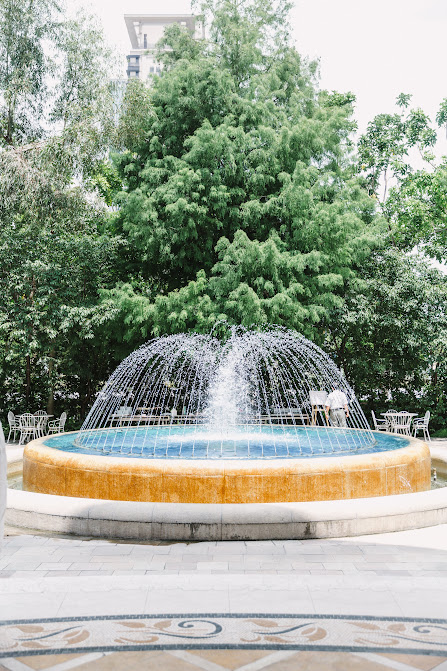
<box><xmin>111</xmin><ymin>0</ymin><xmax>377</xmax><ymax>342</ymax></box>
<box><xmin>324</xmin><ymin>248</ymin><xmax>447</xmax><ymax>428</ymax></box>
<box><xmin>0</xmin><ymin>6</ymin><xmax>123</xmax><ymax>424</ymax></box>
<box><xmin>358</xmin><ymin>94</ymin><xmax>447</xmax><ymax>261</ymax></box>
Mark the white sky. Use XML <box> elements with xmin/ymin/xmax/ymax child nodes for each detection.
<box><xmin>80</xmin><ymin>0</ymin><xmax>447</xmax><ymax>144</ymax></box>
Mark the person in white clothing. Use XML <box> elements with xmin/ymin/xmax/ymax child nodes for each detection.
<box><xmin>325</xmin><ymin>387</ymin><xmax>349</xmax><ymax>428</ymax></box>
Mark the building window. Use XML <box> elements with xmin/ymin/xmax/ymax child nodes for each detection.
<box><xmin>143</xmin><ymin>34</ymin><xmax>147</xmax><ymax>48</ymax></box>
<box><xmin>150</xmin><ymin>66</ymin><xmax>154</xmax><ymax>73</ymax></box>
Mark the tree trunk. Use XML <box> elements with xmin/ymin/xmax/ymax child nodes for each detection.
<box><xmin>46</xmin><ymin>349</ymin><xmax>56</xmax><ymax>415</ymax></box>
<box><xmin>25</xmin><ymin>355</ymin><xmax>31</xmax><ymax>405</ymax></box>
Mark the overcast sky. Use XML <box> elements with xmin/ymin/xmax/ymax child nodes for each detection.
<box><xmin>80</xmin><ymin>0</ymin><xmax>447</xmax><ymax>143</ymax></box>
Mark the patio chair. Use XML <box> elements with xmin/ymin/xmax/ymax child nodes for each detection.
<box><xmin>7</xmin><ymin>412</ymin><xmax>20</xmax><ymax>442</ymax></box>
<box><xmin>47</xmin><ymin>412</ymin><xmax>67</xmax><ymax>435</ymax></box>
<box><xmin>18</xmin><ymin>413</ymin><xmax>38</xmax><ymax>445</ymax></box>
<box><xmin>413</xmin><ymin>411</ymin><xmax>431</xmax><ymax>442</ymax></box>
<box><xmin>371</xmin><ymin>410</ymin><xmax>388</xmax><ymax>432</ymax></box>
<box><xmin>34</xmin><ymin>410</ymin><xmax>49</xmax><ymax>438</ymax></box>
<box><xmin>390</xmin><ymin>411</ymin><xmax>413</xmax><ymax>436</ymax></box>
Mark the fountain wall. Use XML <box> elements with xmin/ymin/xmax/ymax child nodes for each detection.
<box><xmin>23</xmin><ymin>433</ymin><xmax>430</xmax><ymax>503</ymax></box>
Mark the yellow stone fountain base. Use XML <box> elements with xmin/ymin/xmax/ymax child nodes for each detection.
<box><xmin>22</xmin><ymin>434</ymin><xmax>431</xmax><ymax>504</ymax></box>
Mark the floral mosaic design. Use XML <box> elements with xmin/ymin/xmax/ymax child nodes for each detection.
<box><xmin>1</xmin><ymin>614</ymin><xmax>447</xmax><ymax>658</ymax></box>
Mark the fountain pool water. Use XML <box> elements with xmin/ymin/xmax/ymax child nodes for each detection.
<box><xmin>22</xmin><ymin>327</ymin><xmax>431</xmax><ymax>503</ymax></box>
<box><xmin>45</xmin><ymin>426</ymin><xmax>407</xmax><ymax>459</ymax></box>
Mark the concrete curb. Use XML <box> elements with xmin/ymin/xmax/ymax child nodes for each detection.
<box><xmin>6</xmin><ymin>485</ymin><xmax>447</xmax><ymax>541</ymax></box>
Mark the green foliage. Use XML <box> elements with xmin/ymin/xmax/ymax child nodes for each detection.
<box><xmin>0</xmin><ymin>5</ymin><xmax>124</xmax><ymax>426</ymax></box>
<box><xmin>0</xmin><ymin>147</ymin><xmax>123</xmax><ymax>424</ymax></box>
<box><xmin>358</xmin><ymin>95</ymin><xmax>447</xmax><ymax>260</ymax></box>
<box><xmin>49</xmin><ymin>10</ymin><xmax>117</xmax><ymax>178</ymax></box>
<box><xmin>197</xmin><ymin>0</ymin><xmax>293</xmax><ymax>85</ymax></box>
<box><xmin>115</xmin><ymin>79</ymin><xmax>154</xmax><ymax>153</ymax></box>
<box><xmin>0</xmin><ymin>0</ymin><xmax>60</xmax><ymax>145</ymax></box>
<box><xmin>325</xmin><ymin>248</ymin><xmax>447</xmax><ymax>429</ymax></box>
<box><xmin>1</xmin><ymin>0</ymin><xmax>445</xmax><ymax>432</ymax></box>
<box><xmin>114</xmin><ymin>0</ymin><xmax>375</xmax><ymax>340</ymax></box>
<box><xmin>88</xmin><ymin>160</ymin><xmax>123</xmax><ymax>206</ymax></box>
<box><xmin>385</xmin><ymin>161</ymin><xmax>447</xmax><ymax>260</ymax></box>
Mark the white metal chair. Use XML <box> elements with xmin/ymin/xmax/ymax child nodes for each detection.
<box><xmin>7</xmin><ymin>412</ymin><xmax>20</xmax><ymax>442</ymax></box>
<box><xmin>413</xmin><ymin>411</ymin><xmax>431</xmax><ymax>442</ymax></box>
<box><xmin>390</xmin><ymin>411</ymin><xmax>413</xmax><ymax>436</ymax></box>
<box><xmin>34</xmin><ymin>410</ymin><xmax>49</xmax><ymax>437</ymax></box>
<box><xmin>47</xmin><ymin>412</ymin><xmax>67</xmax><ymax>435</ymax></box>
<box><xmin>371</xmin><ymin>410</ymin><xmax>388</xmax><ymax>432</ymax></box>
<box><xmin>18</xmin><ymin>414</ymin><xmax>38</xmax><ymax>445</ymax></box>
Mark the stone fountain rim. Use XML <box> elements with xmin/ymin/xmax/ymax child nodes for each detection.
<box><xmin>6</xmin><ymin>435</ymin><xmax>447</xmax><ymax>540</ymax></box>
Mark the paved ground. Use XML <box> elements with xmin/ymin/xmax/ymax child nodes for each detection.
<box><xmin>2</xmin><ymin>439</ymin><xmax>447</xmax><ymax>669</ymax></box>
<box><xmin>2</xmin><ymin>528</ymin><xmax>447</xmax><ymax>581</ymax></box>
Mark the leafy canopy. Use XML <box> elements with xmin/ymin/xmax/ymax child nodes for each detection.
<box><xmin>112</xmin><ymin>0</ymin><xmax>376</xmax><ymax>340</ymax></box>
<box><xmin>358</xmin><ymin>94</ymin><xmax>447</xmax><ymax>260</ymax></box>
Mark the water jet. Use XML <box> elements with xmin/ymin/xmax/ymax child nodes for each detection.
<box><xmin>22</xmin><ymin>327</ymin><xmax>430</xmax><ymax>504</ymax></box>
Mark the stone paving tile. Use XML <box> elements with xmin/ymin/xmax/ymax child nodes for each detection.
<box><xmin>229</xmin><ymin>586</ymin><xmax>314</xmax><ymax>613</ymax></box>
<box><xmin>90</xmin><ymin>556</ymin><xmax>135</xmax><ymax>563</ymax></box>
<box><xmin>97</xmin><ymin>563</ymin><xmax>137</xmax><ymax>571</ymax></box>
<box><xmin>91</xmin><ymin>546</ymin><xmax>134</xmax><ymax>555</ymax></box>
<box><xmin>132</xmin><ymin>561</ymin><xmax>167</xmax><ymax>569</ymax></box>
<box><xmin>284</xmin><ymin>545</ymin><xmax>325</xmax><ymax>554</ymax></box>
<box><xmin>144</xmin><ymin>590</ymin><xmax>231</xmax><ymax>614</ymax></box>
<box><xmin>277</xmin><ymin>569</ymin><xmax>311</xmax><ymax>574</ymax></box>
<box><xmin>377</xmin><ymin>652</ymin><xmax>447</xmax><ymax>670</ymax></box>
<box><xmin>285</xmin><ymin>553</ymin><xmax>329</xmax><ymax>562</ymax></box>
<box><xmin>38</xmin><ymin>563</ymin><xmax>72</xmax><ymax>570</ymax></box>
<box><xmin>393</xmin><ymin>589</ymin><xmax>447</xmax><ymax>618</ymax></box>
<box><xmin>69</xmin><ymin>562</ymin><xmax>107</xmax><ymax>570</ymax></box>
<box><xmin>130</xmin><ymin>546</ymin><xmax>172</xmax><ymax>555</ymax></box>
<box><xmin>0</xmin><ymin>591</ymin><xmax>66</xmax><ymax>619</ymax></box>
<box><xmin>4</xmin><ymin>570</ymin><xmax>48</xmax><ymax>578</ymax></box>
<box><xmin>4</xmin><ymin>561</ymin><xmax>43</xmax><ymax>570</ymax></box>
<box><xmin>309</xmin><ymin>569</ymin><xmax>344</xmax><ymax>575</ymax></box>
<box><xmin>244</xmin><ymin>546</ymin><xmax>286</xmax><ymax>554</ymax></box>
<box><xmin>197</xmin><ymin>562</ymin><xmax>229</xmax><ymax>570</ymax></box>
<box><xmin>43</xmin><ymin>570</ymin><xmax>82</xmax><ymax>576</ymax></box>
<box><xmin>291</xmin><ymin>561</ymin><xmax>323</xmax><ymax>569</ymax></box>
<box><xmin>57</xmin><ymin>589</ymin><xmax>148</xmax><ymax>617</ymax></box>
<box><xmin>309</xmin><ymin>587</ymin><xmax>403</xmax><ymax>617</ymax></box>
<box><xmin>322</xmin><ymin>562</ymin><xmax>359</xmax><ymax>571</ymax></box>
<box><xmin>373</xmin><ymin>570</ymin><xmax>413</xmax><ymax>576</ymax></box>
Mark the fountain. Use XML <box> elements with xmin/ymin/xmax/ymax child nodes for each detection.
<box><xmin>23</xmin><ymin>327</ymin><xmax>430</xmax><ymax>503</ymax></box>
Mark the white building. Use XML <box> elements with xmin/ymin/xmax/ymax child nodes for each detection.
<box><xmin>124</xmin><ymin>14</ymin><xmax>205</xmax><ymax>81</ymax></box>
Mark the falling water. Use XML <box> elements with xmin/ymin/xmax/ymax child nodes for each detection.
<box><xmin>73</xmin><ymin>326</ymin><xmax>375</xmax><ymax>457</ymax></box>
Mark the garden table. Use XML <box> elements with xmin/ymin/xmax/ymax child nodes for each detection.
<box><xmin>34</xmin><ymin>413</ymin><xmax>53</xmax><ymax>437</ymax></box>
<box><xmin>381</xmin><ymin>412</ymin><xmax>417</xmax><ymax>436</ymax></box>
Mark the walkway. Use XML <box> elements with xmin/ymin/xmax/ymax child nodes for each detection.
<box><xmin>2</xmin><ymin>440</ymin><xmax>447</xmax><ymax>669</ymax></box>
<box><xmin>2</xmin><ymin>525</ymin><xmax>447</xmax><ymax>670</ymax></box>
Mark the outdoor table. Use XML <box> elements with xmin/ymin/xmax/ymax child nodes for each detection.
<box><xmin>380</xmin><ymin>412</ymin><xmax>417</xmax><ymax>435</ymax></box>
<box><xmin>33</xmin><ymin>413</ymin><xmax>53</xmax><ymax>437</ymax></box>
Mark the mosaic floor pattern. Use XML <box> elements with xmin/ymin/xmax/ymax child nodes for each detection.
<box><xmin>2</xmin><ymin>649</ymin><xmax>447</xmax><ymax>671</ymax></box>
<box><xmin>1</xmin><ymin>614</ymin><xmax>447</xmax><ymax>665</ymax></box>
